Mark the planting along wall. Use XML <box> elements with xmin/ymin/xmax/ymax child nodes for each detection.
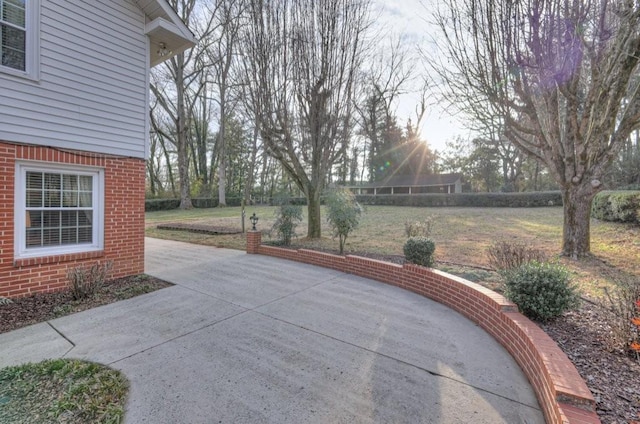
<box><xmin>0</xmin><ymin>142</ymin><xmax>145</xmax><ymax>298</ymax></box>
<box><xmin>246</xmin><ymin>231</ymin><xmax>600</xmax><ymax>424</ymax></box>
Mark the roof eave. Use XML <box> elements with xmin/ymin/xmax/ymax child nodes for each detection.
<box><xmin>146</xmin><ymin>18</ymin><xmax>196</xmax><ymax>67</ymax></box>
<box><xmin>136</xmin><ymin>0</ymin><xmax>197</xmax><ymax>67</ymax></box>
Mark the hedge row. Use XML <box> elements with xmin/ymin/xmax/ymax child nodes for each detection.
<box><xmin>592</xmin><ymin>191</ymin><xmax>640</xmax><ymax>224</ymax></box>
<box><xmin>145</xmin><ymin>197</ymin><xmax>244</xmax><ymax>212</ymax></box>
<box><xmin>354</xmin><ymin>191</ymin><xmax>563</xmax><ymax>207</ymax></box>
<box><xmin>146</xmin><ymin>192</ymin><xmax>564</xmax><ymax>211</ymax></box>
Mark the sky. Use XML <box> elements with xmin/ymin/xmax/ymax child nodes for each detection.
<box><xmin>373</xmin><ymin>0</ymin><xmax>474</xmax><ymax>153</ymax></box>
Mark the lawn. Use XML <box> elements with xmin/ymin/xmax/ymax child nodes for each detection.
<box><xmin>146</xmin><ymin>205</ymin><xmax>639</xmax><ymax>297</ymax></box>
<box><xmin>0</xmin><ymin>359</ymin><xmax>127</xmax><ymax>424</ymax></box>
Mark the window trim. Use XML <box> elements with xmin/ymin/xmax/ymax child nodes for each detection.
<box><xmin>14</xmin><ymin>161</ymin><xmax>104</xmax><ymax>259</ymax></box>
<box><xmin>0</xmin><ymin>0</ymin><xmax>40</xmax><ymax>80</ymax></box>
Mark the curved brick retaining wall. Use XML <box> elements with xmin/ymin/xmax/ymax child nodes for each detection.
<box><xmin>246</xmin><ymin>231</ymin><xmax>600</xmax><ymax>424</ymax></box>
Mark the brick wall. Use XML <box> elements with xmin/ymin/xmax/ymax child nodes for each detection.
<box><xmin>249</xmin><ymin>234</ymin><xmax>600</xmax><ymax>424</ymax></box>
<box><xmin>0</xmin><ymin>142</ymin><xmax>145</xmax><ymax>298</ymax></box>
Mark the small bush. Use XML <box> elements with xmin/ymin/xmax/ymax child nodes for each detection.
<box><xmin>67</xmin><ymin>261</ymin><xmax>113</xmax><ymax>301</ymax></box>
<box><xmin>271</xmin><ymin>201</ymin><xmax>303</xmax><ymax>246</ymax></box>
<box><xmin>502</xmin><ymin>261</ymin><xmax>579</xmax><ymax>322</ymax></box>
<box><xmin>591</xmin><ymin>190</ymin><xmax>640</xmax><ymax>224</ymax></box>
<box><xmin>325</xmin><ymin>188</ymin><xmax>363</xmax><ymax>254</ymax></box>
<box><xmin>487</xmin><ymin>241</ymin><xmax>548</xmax><ymax>271</ymax></box>
<box><xmin>600</xmin><ymin>276</ymin><xmax>640</xmax><ymax>351</ymax></box>
<box><xmin>404</xmin><ymin>216</ymin><xmax>435</xmax><ymax>238</ymax></box>
<box><xmin>403</xmin><ymin>237</ymin><xmax>436</xmax><ymax>268</ymax></box>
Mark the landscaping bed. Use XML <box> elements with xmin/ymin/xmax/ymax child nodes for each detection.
<box><xmin>541</xmin><ymin>303</ymin><xmax>640</xmax><ymax>423</ymax></box>
<box><xmin>0</xmin><ymin>274</ymin><xmax>171</xmax><ymax>334</ymax></box>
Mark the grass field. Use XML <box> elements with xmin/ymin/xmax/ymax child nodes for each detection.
<box><xmin>146</xmin><ymin>205</ymin><xmax>639</xmax><ymax>297</ymax></box>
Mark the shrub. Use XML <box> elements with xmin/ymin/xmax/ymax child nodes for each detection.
<box><xmin>325</xmin><ymin>188</ymin><xmax>363</xmax><ymax>254</ymax></box>
<box><xmin>404</xmin><ymin>216</ymin><xmax>435</xmax><ymax>238</ymax></box>
<box><xmin>271</xmin><ymin>202</ymin><xmax>303</xmax><ymax>246</ymax></box>
<box><xmin>591</xmin><ymin>190</ymin><xmax>640</xmax><ymax>224</ymax></box>
<box><xmin>67</xmin><ymin>261</ymin><xmax>113</xmax><ymax>300</ymax></box>
<box><xmin>487</xmin><ymin>241</ymin><xmax>548</xmax><ymax>271</ymax></box>
<box><xmin>600</xmin><ymin>276</ymin><xmax>640</xmax><ymax>352</ymax></box>
<box><xmin>403</xmin><ymin>237</ymin><xmax>436</xmax><ymax>268</ymax></box>
<box><xmin>502</xmin><ymin>261</ymin><xmax>579</xmax><ymax>322</ymax></box>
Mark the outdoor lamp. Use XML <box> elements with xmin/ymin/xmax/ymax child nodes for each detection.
<box><xmin>250</xmin><ymin>213</ymin><xmax>259</xmax><ymax>231</ymax></box>
<box><xmin>157</xmin><ymin>42</ymin><xmax>172</xmax><ymax>57</ymax></box>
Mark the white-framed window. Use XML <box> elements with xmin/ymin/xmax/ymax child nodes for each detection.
<box><xmin>0</xmin><ymin>0</ymin><xmax>39</xmax><ymax>79</ymax></box>
<box><xmin>15</xmin><ymin>162</ymin><xmax>104</xmax><ymax>259</ymax></box>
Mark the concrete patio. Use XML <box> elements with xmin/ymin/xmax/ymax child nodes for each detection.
<box><xmin>0</xmin><ymin>238</ymin><xmax>545</xmax><ymax>423</ymax></box>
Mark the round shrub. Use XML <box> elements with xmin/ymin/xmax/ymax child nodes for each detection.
<box><xmin>502</xmin><ymin>261</ymin><xmax>580</xmax><ymax>322</ymax></box>
<box><xmin>403</xmin><ymin>237</ymin><xmax>436</xmax><ymax>267</ymax></box>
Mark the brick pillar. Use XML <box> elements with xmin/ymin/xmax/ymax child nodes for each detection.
<box><xmin>246</xmin><ymin>231</ymin><xmax>262</xmax><ymax>254</ymax></box>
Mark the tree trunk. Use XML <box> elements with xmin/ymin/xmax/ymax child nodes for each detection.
<box><xmin>177</xmin><ymin>128</ymin><xmax>192</xmax><ymax>209</ymax></box>
<box><xmin>175</xmin><ymin>56</ymin><xmax>192</xmax><ymax>210</ymax></box>
<box><xmin>218</xmin><ymin>153</ymin><xmax>226</xmax><ymax>206</ymax></box>
<box><xmin>218</xmin><ymin>84</ymin><xmax>227</xmax><ymax>207</ymax></box>
<box><xmin>307</xmin><ymin>186</ymin><xmax>322</xmax><ymax>238</ymax></box>
<box><xmin>244</xmin><ymin>126</ymin><xmax>258</xmax><ymax>205</ymax></box>
<box><xmin>561</xmin><ymin>184</ymin><xmax>596</xmax><ymax>259</ymax></box>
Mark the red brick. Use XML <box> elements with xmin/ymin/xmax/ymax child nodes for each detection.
<box><xmin>0</xmin><ymin>141</ymin><xmax>144</xmax><ymax>298</ymax></box>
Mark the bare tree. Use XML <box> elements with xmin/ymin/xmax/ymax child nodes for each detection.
<box><xmin>355</xmin><ymin>37</ymin><xmax>412</xmax><ymax>181</ymax></box>
<box><xmin>202</xmin><ymin>0</ymin><xmax>247</xmax><ymax>206</ymax></box>
<box><xmin>432</xmin><ymin>0</ymin><xmax>640</xmax><ymax>258</ymax></box>
<box><xmin>242</xmin><ymin>0</ymin><xmax>371</xmax><ymax>238</ymax></box>
<box><xmin>151</xmin><ymin>0</ymin><xmax>216</xmax><ymax>209</ymax></box>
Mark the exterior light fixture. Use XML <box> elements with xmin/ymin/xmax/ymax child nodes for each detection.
<box><xmin>250</xmin><ymin>213</ymin><xmax>259</xmax><ymax>231</ymax></box>
<box><xmin>157</xmin><ymin>42</ymin><xmax>171</xmax><ymax>57</ymax></box>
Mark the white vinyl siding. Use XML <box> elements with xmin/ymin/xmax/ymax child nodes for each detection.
<box><xmin>15</xmin><ymin>161</ymin><xmax>104</xmax><ymax>259</ymax></box>
<box><xmin>0</xmin><ymin>0</ymin><xmax>149</xmax><ymax>159</ymax></box>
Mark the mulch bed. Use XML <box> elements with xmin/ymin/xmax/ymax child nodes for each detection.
<box><xmin>0</xmin><ymin>275</ymin><xmax>171</xmax><ymax>334</ymax></box>
<box><xmin>541</xmin><ymin>304</ymin><xmax>640</xmax><ymax>424</ymax></box>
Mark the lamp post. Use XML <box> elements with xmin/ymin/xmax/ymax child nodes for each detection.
<box><xmin>250</xmin><ymin>213</ymin><xmax>259</xmax><ymax>231</ymax></box>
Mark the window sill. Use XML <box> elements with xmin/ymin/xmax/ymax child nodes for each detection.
<box><xmin>0</xmin><ymin>66</ymin><xmax>40</xmax><ymax>83</ymax></box>
<box><xmin>14</xmin><ymin>250</ymin><xmax>104</xmax><ymax>268</ymax></box>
